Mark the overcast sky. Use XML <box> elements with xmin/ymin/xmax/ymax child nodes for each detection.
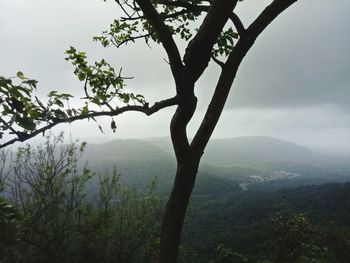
<box><xmin>0</xmin><ymin>0</ymin><xmax>349</xmax><ymax>155</ymax></box>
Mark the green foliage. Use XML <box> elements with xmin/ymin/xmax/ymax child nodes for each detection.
<box><xmin>80</xmin><ymin>170</ymin><xmax>161</xmax><ymax>262</ymax></box>
<box><xmin>65</xmin><ymin>46</ymin><xmax>142</xmax><ymax>117</ymax></box>
<box><xmin>212</xmin><ymin>28</ymin><xmax>239</xmax><ymax>57</ymax></box>
<box><xmin>0</xmin><ymin>134</ymin><xmax>162</xmax><ymax>263</ymax></box>
<box><xmin>95</xmin><ymin>0</ymin><xmax>239</xmax><ymax>57</ymax></box>
<box><xmin>210</xmin><ymin>244</ymin><xmax>248</xmax><ymax>263</ymax></box>
<box><xmin>263</xmin><ymin>213</ymin><xmax>331</xmax><ymax>263</ymax></box>
<box><xmin>0</xmin><ymin>52</ymin><xmax>145</xmax><ymax>143</ymax></box>
<box><xmin>0</xmin><ymin>198</ymin><xmax>22</xmax><ymax>249</ymax></box>
<box><xmin>0</xmin><ymin>73</ymin><xmax>67</xmax><ymax>133</ymax></box>
<box><xmin>0</xmin><ymin>149</ymin><xmax>22</xmax><ymax>261</ymax></box>
<box><xmin>0</xmin><ymin>198</ymin><xmax>21</xmax><ymax>223</ymax></box>
<box><xmin>319</xmin><ymin>223</ymin><xmax>350</xmax><ymax>263</ymax></box>
<box><xmin>96</xmin><ymin>0</ymin><xmax>203</xmax><ymax>46</ymax></box>
<box><xmin>181</xmin><ymin>182</ymin><xmax>350</xmax><ymax>262</ymax></box>
<box><xmin>0</xmin><ymin>74</ymin><xmax>40</xmax><ymax>132</ymax></box>
<box><xmin>65</xmin><ymin>46</ymin><xmax>145</xmax><ymax>107</ymax></box>
<box><xmin>93</xmin><ymin>19</ymin><xmax>140</xmax><ymax>47</ymax></box>
<box><xmin>0</xmin><ymin>66</ymin><xmax>145</xmax><ymax>141</ymax></box>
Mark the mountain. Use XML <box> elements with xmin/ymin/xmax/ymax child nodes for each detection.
<box><xmin>82</xmin><ymin>136</ymin><xmax>350</xmax><ymax>190</ymax></box>
<box><xmin>84</xmin><ymin>139</ymin><xmax>173</xmax><ymax>162</ymax></box>
<box><xmin>147</xmin><ymin>136</ymin><xmax>334</xmax><ymax>168</ymax></box>
<box><xmin>83</xmin><ymin>139</ymin><xmax>176</xmax><ymax>188</ymax></box>
<box><xmin>202</xmin><ymin>136</ymin><xmax>321</xmax><ymax>167</ymax></box>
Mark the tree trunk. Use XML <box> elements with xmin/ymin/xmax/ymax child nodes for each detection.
<box><xmin>159</xmin><ymin>161</ymin><xmax>199</xmax><ymax>263</ymax></box>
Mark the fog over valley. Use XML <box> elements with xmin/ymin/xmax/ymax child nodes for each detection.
<box><xmin>1</xmin><ymin>0</ymin><xmax>350</xmax><ymax>156</ymax></box>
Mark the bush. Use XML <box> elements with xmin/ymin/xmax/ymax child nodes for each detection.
<box><xmin>0</xmin><ymin>133</ymin><xmax>162</xmax><ymax>263</ymax></box>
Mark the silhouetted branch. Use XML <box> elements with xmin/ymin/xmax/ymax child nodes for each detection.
<box><xmin>135</xmin><ymin>0</ymin><xmax>184</xmax><ymax>79</ymax></box>
<box><xmin>0</xmin><ymin>96</ymin><xmax>178</xmax><ymax>149</ymax></box>
<box><xmin>229</xmin><ymin>13</ymin><xmax>246</xmax><ymax>37</ymax></box>
<box><xmin>191</xmin><ymin>0</ymin><xmax>298</xmax><ymax>155</ymax></box>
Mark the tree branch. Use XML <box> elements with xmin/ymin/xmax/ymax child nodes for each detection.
<box><xmin>110</xmin><ymin>33</ymin><xmax>152</xmax><ymax>48</ymax></box>
<box><xmin>0</xmin><ymin>117</ymin><xmax>19</xmax><ymax>136</ymax></box>
<box><xmin>121</xmin><ymin>1</ymin><xmax>210</xmax><ymax>21</ymax></box>
<box><xmin>211</xmin><ymin>54</ymin><xmax>224</xmax><ymax>68</ymax></box>
<box><xmin>246</xmin><ymin>0</ymin><xmax>298</xmax><ymax>40</ymax></box>
<box><xmin>134</xmin><ymin>0</ymin><xmax>184</xmax><ymax>80</ymax></box>
<box><xmin>182</xmin><ymin>0</ymin><xmax>239</xmax><ymax>83</ymax></box>
<box><xmin>229</xmin><ymin>12</ymin><xmax>245</xmax><ymax>37</ymax></box>
<box><xmin>0</xmin><ymin>96</ymin><xmax>179</xmax><ymax>149</ymax></box>
<box><xmin>191</xmin><ymin>0</ymin><xmax>298</xmax><ymax>156</ymax></box>
<box><xmin>158</xmin><ymin>0</ymin><xmax>210</xmax><ymax>12</ymax></box>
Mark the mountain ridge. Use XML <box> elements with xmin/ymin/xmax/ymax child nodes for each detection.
<box><xmin>85</xmin><ymin>135</ymin><xmax>335</xmax><ymax>168</ymax></box>
<box><xmin>81</xmin><ymin>136</ymin><xmax>349</xmax><ymax>191</ymax></box>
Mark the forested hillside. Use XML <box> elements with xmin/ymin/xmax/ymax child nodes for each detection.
<box><xmin>83</xmin><ymin>137</ymin><xmax>350</xmax><ymax>190</ymax></box>
<box><xmin>1</xmin><ymin>136</ymin><xmax>349</xmax><ymax>262</ymax></box>
<box><xmin>82</xmin><ymin>137</ymin><xmax>350</xmax><ymax>262</ymax></box>
<box><xmin>182</xmin><ymin>182</ymin><xmax>350</xmax><ymax>262</ymax></box>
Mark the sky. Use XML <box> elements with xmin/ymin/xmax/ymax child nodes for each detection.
<box><xmin>0</xmin><ymin>0</ymin><xmax>349</xmax><ymax>155</ymax></box>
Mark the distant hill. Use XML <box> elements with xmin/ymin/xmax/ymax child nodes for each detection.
<box><xmin>84</xmin><ymin>139</ymin><xmax>176</xmax><ymax>188</ymax></box>
<box><xmin>82</xmin><ymin>136</ymin><xmax>349</xmax><ymax>190</ymax></box>
<box><xmin>147</xmin><ymin>136</ymin><xmax>329</xmax><ymax>168</ymax></box>
<box><xmin>201</xmin><ymin>136</ymin><xmax>326</xmax><ymax>168</ymax></box>
<box><xmin>84</xmin><ymin>139</ymin><xmax>172</xmax><ymax>162</ymax></box>
<box><xmin>96</xmin><ymin>136</ymin><xmax>335</xmax><ymax>167</ymax></box>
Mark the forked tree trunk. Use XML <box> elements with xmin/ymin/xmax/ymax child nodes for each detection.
<box><xmin>156</xmin><ymin>1</ymin><xmax>298</xmax><ymax>261</ymax></box>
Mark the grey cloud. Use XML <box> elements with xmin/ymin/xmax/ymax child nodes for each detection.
<box><xmin>210</xmin><ymin>107</ymin><xmax>350</xmax><ymax>155</ymax></box>
<box><xmin>1</xmin><ymin>0</ymin><xmax>349</xmax><ymax>155</ymax></box>
<box><xmin>223</xmin><ymin>0</ymin><xmax>350</xmax><ymax>111</ymax></box>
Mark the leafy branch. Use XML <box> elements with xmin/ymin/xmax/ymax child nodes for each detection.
<box><xmin>0</xmin><ymin>48</ymin><xmax>178</xmax><ymax>149</ymax></box>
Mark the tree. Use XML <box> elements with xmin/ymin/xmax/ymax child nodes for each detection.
<box><xmin>262</xmin><ymin>213</ymin><xmax>331</xmax><ymax>263</ymax></box>
<box><xmin>0</xmin><ymin>197</ymin><xmax>22</xmax><ymax>262</ymax></box>
<box><xmin>0</xmin><ymin>1</ymin><xmax>299</xmax><ymax>262</ymax></box>
<box><xmin>5</xmin><ymin>134</ymin><xmax>93</xmax><ymax>262</ymax></box>
<box><xmin>210</xmin><ymin>244</ymin><xmax>248</xmax><ymax>263</ymax></box>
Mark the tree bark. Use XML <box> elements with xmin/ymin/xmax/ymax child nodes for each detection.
<box><xmin>159</xmin><ymin>159</ymin><xmax>199</xmax><ymax>263</ymax></box>
<box><xmin>159</xmin><ymin>91</ymin><xmax>199</xmax><ymax>263</ymax></box>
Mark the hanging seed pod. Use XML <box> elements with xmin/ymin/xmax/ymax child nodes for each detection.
<box><xmin>111</xmin><ymin>120</ymin><xmax>117</xmax><ymax>133</ymax></box>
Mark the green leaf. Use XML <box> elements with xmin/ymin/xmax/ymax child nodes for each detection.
<box><xmin>81</xmin><ymin>105</ymin><xmax>89</xmax><ymax>116</ymax></box>
<box><xmin>54</xmin><ymin>99</ymin><xmax>64</xmax><ymax>107</ymax></box>
<box><xmin>16</xmin><ymin>71</ymin><xmax>26</xmax><ymax>80</ymax></box>
<box><xmin>16</xmin><ymin>116</ymin><xmax>36</xmax><ymax>131</ymax></box>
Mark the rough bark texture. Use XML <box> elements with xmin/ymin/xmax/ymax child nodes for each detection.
<box><xmin>159</xmin><ymin>161</ymin><xmax>199</xmax><ymax>263</ymax></box>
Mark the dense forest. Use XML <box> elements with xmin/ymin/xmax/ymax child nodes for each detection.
<box><xmin>1</xmin><ymin>135</ymin><xmax>349</xmax><ymax>262</ymax></box>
